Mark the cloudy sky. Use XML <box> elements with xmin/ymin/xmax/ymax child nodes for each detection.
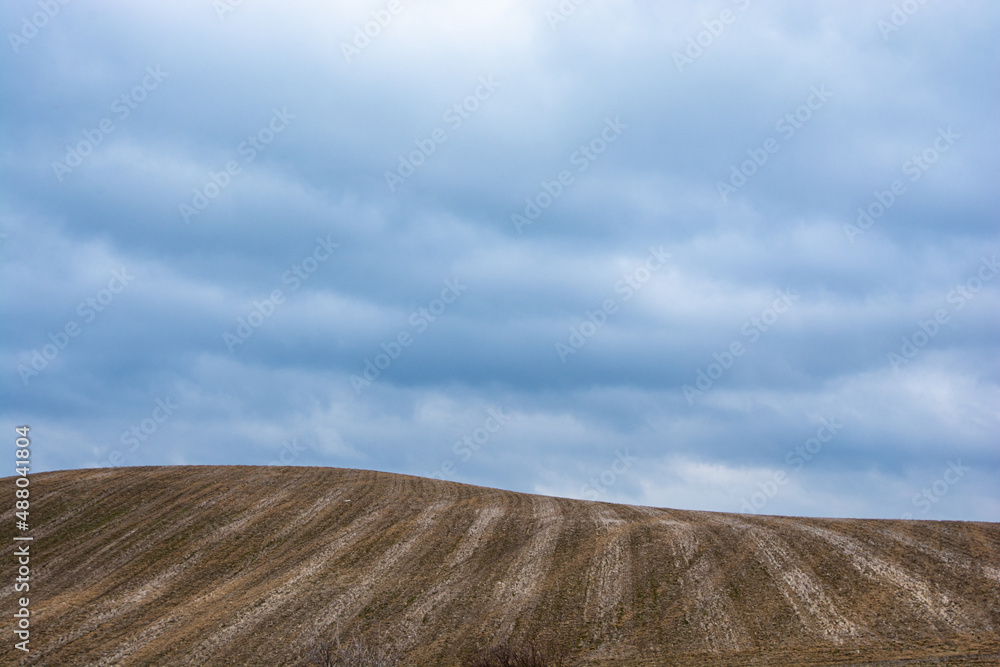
<box><xmin>3</xmin><ymin>0</ymin><xmax>997</xmax><ymax>520</ymax></box>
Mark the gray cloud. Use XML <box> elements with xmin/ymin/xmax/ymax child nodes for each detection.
<box><xmin>2</xmin><ymin>0</ymin><xmax>997</xmax><ymax>520</ymax></box>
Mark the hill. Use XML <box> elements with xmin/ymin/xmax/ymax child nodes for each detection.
<box><xmin>1</xmin><ymin>465</ymin><xmax>998</xmax><ymax>665</ymax></box>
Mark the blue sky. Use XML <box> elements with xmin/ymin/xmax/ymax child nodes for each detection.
<box><xmin>2</xmin><ymin>0</ymin><xmax>997</xmax><ymax>520</ymax></box>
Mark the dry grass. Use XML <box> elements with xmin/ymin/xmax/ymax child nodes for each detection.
<box><xmin>304</xmin><ymin>632</ymin><xmax>402</xmax><ymax>667</ymax></box>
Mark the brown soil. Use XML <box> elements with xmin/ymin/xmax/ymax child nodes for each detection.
<box><xmin>1</xmin><ymin>465</ymin><xmax>997</xmax><ymax>666</ymax></box>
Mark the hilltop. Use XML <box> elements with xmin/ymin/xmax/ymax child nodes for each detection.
<box><xmin>1</xmin><ymin>465</ymin><xmax>998</xmax><ymax>665</ymax></box>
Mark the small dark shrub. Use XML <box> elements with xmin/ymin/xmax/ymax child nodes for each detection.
<box><xmin>305</xmin><ymin>634</ymin><xmax>400</xmax><ymax>667</ymax></box>
<box><xmin>463</xmin><ymin>641</ymin><xmax>565</xmax><ymax>667</ymax></box>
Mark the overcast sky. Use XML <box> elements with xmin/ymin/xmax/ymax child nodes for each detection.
<box><xmin>3</xmin><ymin>0</ymin><xmax>997</xmax><ymax>520</ymax></box>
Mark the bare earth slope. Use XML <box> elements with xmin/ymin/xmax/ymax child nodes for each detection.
<box><xmin>1</xmin><ymin>465</ymin><xmax>998</xmax><ymax>666</ymax></box>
